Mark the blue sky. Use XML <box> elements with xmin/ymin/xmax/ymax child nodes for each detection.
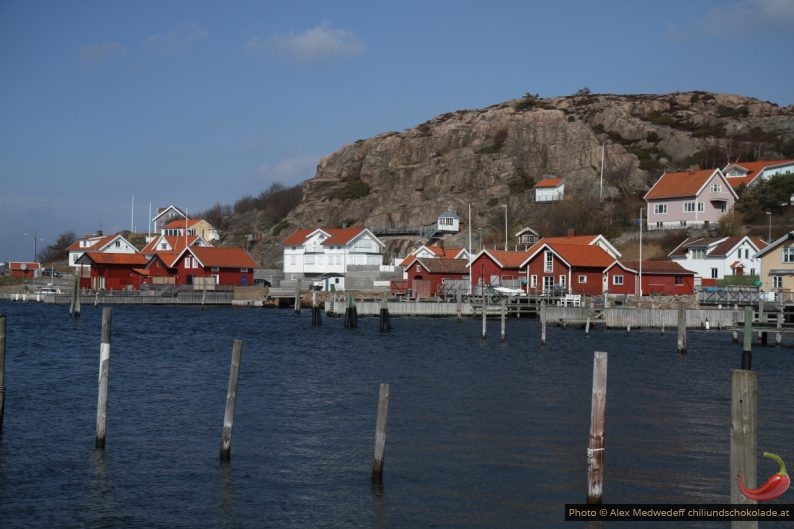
<box><xmin>2</xmin><ymin>0</ymin><xmax>793</xmax><ymax>262</ymax></box>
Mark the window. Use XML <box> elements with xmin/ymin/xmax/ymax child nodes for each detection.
<box><xmin>684</xmin><ymin>202</ymin><xmax>696</xmax><ymax>213</ymax></box>
<box><xmin>114</xmin><ymin>240</ymin><xmax>121</xmax><ymax>248</ymax></box>
<box><xmin>691</xmin><ymin>248</ymin><xmax>706</xmax><ymax>259</ymax></box>
<box><xmin>416</xmin><ymin>264</ymin><xmax>422</xmax><ymax>273</ymax></box>
<box><xmin>710</xmin><ymin>183</ymin><xmax>721</xmax><ymax>192</ymax></box>
<box><xmin>718</xmin><ymin>203</ymin><xmax>727</xmax><ymax>213</ymax></box>
<box><xmin>543</xmin><ymin>276</ymin><xmax>554</xmax><ymax>292</ymax></box>
<box><xmin>530</xmin><ymin>275</ymin><xmax>537</xmax><ymax>288</ymax></box>
<box><xmin>675</xmin><ymin>275</ymin><xmax>683</xmax><ymax>285</ymax></box>
<box><xmin>578</xmin><ymin>274</ymin><xmax>587</xmax><ymax>283</ymax></box>
<box><xmin>656</xmin><ymin>222</ymin><xmax>663</xmax><ymax>229</ymax></box>
<box><xmin>544</xmin><ymin>251</ymin><xmax>553</xmax><ymax>273</ymax></box>
<box><xmin>559</xmin><ymin>275</ymin><xmax>566</xmax><ymax>289</ymax></box>
<box><xmin>211</xmin><ymin>267</ymin><xmax>220</xmax><ymax>273</ymax></box>
<box><xmin>241</xmin><ymin>268</ymin><xmax>249</xmax><ymax>273</ymax></box>
<box><xmin>613</xmin><ymin>275</ymin><xmax>624</xmax><ymax>285</ymax></box>
<box><xmin>711</xmin><ymin>268</ymin><xmax>718</xmax><ymax>279</ymax></box>
<box><xmin>654</xmin><ymin>204</ymin><xmax>667</xmax><ymax>214</ymax></box>
<box><xmin>698</xmin><ymin>202</ymin><xmax>705</xmax><ymax>212</ymax></box>
<box><xmin>773</xmin><ymin>276</ymin><xmax>783</xmax><ymax>289</ymax></box>
<box><xmin>783</xmin><ymin>248</ymin><xmax>794</xmax><ymax>263</ymax></box>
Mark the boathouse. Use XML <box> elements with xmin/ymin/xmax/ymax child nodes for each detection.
<box><xmin>405</xmin><ymin>258</ymin><xmax>469</xmax><ymax>299</ymax></box>
<box><xmin>603</xmin><ymin>260</ymin><xmax>696</xmax><ymax>296</ymax></box>
<box><xmin>76</xmin><ymin>252</ymin><xmax>149</xmax><ymax>290</ymax></box>
<box><xmin>169</xmin><ymin>246</ymin><xmax>256</xmax><ymax>287</ymax></box>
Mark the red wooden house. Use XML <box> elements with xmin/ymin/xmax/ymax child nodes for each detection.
<box><xmin>405</xmin><ymin>258</ymin><xmax>469</xmax><ymax>299</ymax></box>
<box><xmin>469</xmin><ymin>249</ymin><xmax>532</xmax><ymax>289</ymax></box>
<box><xmin>169</xmin><ymin>246</ymin><xmax>256</xmax><ymax>287</ymax></box>
<box><xmin>76</xmin><ymin>252</ymin><xmax>149</xmax><ymax>290</ymax></box>
<box><xmin>9</xmin><ymin>261</ymin><xmax>41</xmax><ymax>279</ymax></box>
<box><xmin>604</xmin><ymin>260</ymin><xmax>695</xmax><ymax>296</ymax></box>
<box><xmin>521</xmin><ymin>242</ymin><xmax>614</xmax><ymax>296</ymax></box>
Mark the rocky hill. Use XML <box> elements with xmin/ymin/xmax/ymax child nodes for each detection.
<box><xmin>248</xmin><ymin>91</ymin><xmax>794</xmax><ymax>266</ymax></box>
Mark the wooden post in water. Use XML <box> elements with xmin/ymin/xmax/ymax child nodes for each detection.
<box><xmin>379</xmin><ymin>293</ymin><xmax>391</xmax><ymax>332</ymax></box>
<box><xmin>585</xmin><ymin>317</ymin><xmax>590</xmax><ymax>336</ymax></box>
<box><xmin>372</xmin><ymin>383</ymin><xmax>390</xmax><ymax>482</ymax></box>
<box><xmin>676</xmin><ymin>301</ymin><xmax>686</xmax><ymax>354</ymax></box>
<box><xmin>730</xmin><ymin>369</ymin><xmax>758</xmax><ymax>529</ymax></box>
<box><xmin>456</xmin><ymin>289</ymin><xmax>462</xmax><ymax>322</ymax></box>
<box><xmin>311</xmin><ymin>289</ymin><xmax>322</xmax><ymax>326</ymax></box>
<box><xmin>540</xmin><ymin>300</ymin><xmax>547</xmax><ymax>346</ymax></box>
<box><xmin>220</xmin><ymin>339</ymin><xmax>242</xmax><ymax>463</ymax></box>
<box><xmin>0</xmin><ymin>314</ymin><xmax>6</xmax><ymax>432</ymax></box>
<box><xmin>500</xmin><ymin>298</ymin><xmax>506</xmax><ymax>342</ymax></box>
<box><xmin>775</xmin><ymin>312</ymin><xmax>783</xmax><ymax>346</ymax></box>
<box><xmin>70</xmin><ymin>275</ymin><xmax>81</xmax><ymax>318</ymax></box>
<box><xmin>586</xmin><ymin>351</ymin><xmax>608</xmax><ymax>504</ymax></box>
<box><xmin>294</xmin><ymin>279</ymin><xmax>301</xmax><ymax>313</ymax></box>
<box><xmin>742</xmin><ymin>306</ymin><xmax>753</xmax><ymax>370</ymax></box>
<box><xmin>344</xmin><ymin>294</ymin><xmax>358</xmax><ymax>329</ymax></box>
<box><xmin>481</xmin><ymin>293</ymin><xmax>487</xmax><ymax>340</ymax></box>
<box><xmin>95</xmin><ymin>307</ymin><xmax>112</xmax><ymax>449</ymax></box>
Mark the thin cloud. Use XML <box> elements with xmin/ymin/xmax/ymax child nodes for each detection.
<box><xmin>80</xmin><ymin>42</ymin><xmax>127</xmax><ymax>65</ymax></box>
<box><xmin>705</xmin><ymin>0</ymin><xmax>794</xmax><ymax>31</ymax></box>
<box><xmin>146</xmin><ymin>22</ymin><xmax>208</xmax><ymax>54</ymax></box>
<box><xmin>249</xmin><ymin>22</ymin><xmax>365</xmax><ymax>62</ymax></box>
<box><xmin>259</xmin><ymin>154</ymin><xmax>319</xmax><ymax>185</ymax></box>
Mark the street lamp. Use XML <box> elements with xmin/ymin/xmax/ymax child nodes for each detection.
<box><xmin>500</xmin><ymin>204</ymin><xmax>508</xmax><ymax>251</ymax></box>
<box><xmin>766</xmin><ymin>211</ymin><xmax>772</xmax><ymax>243</ymax></box>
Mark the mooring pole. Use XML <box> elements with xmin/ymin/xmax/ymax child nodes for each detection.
<box><xmin>540</xmin><ymin>300</ymin><xmax>547</xmax><ymax>346</ymax></box>
<box><xmin>372</xmin><ymin>383</ymin><xmax>390</xmax><ymax>482</ymax></box>
<box><xmin>294</xmin><ymin>279</ymin><xmax>301</xmax><ymax>313</ymax></box>
<box><xmin>676</xmin><ymin>301</ymin><xmax>686</xmax><ymax>354</ymax></box>
<box><xmin>70</xmin><ymin>275</ymin><xmax>81</xmax><ymax>318</ymax></box>
<box><xmin>95</xmin><ymin>307</ymin><xmax>112</xmax><ymax>449</ymax></box>
<box><xmin>220</xmin><ymin>339</ymin><xmax>242</xmax><ymax>462</ymax></box>
<box><xmin>742</xmin><ymin>306</ymin><xmax>753</xmax><ymax>370</ymax></box>
<box><xmin>500</xmin><ymin>297</ymin><xmax>506</xmax><ymax>343</ymax></box>
<box><xmin>730</xmin><ymin>369</ymin><xmax>758</xmax><ymax>529</ymax></box>
<box><xmin>481</xmin><ymin>292</ymin><xmax>487</xmax><ymax>340</ymax></box>
<box><xmin>0</xmin><ymin>314</ymin><xmax>6</xmax><ymax>432</ymax></box>
<box><xmin>586</xmin><ymin>351</ymin><xmax>608</xmax><ymax>504</ymax></box>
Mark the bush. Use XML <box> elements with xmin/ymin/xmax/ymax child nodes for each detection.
<box><xmin>333</xmin><ymin>178</ymin><xmax>371</xmax><ymax>200</ymax></box>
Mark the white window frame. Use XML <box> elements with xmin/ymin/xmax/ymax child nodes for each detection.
<box><xmin>654</xmin><ymin>203</ymin><xmax>667</xmax><ymax>214</ymax></box>
<box><xmin>773</xmin><ymin>276</ymin><xmax>783</xmax><ymax>289</ymax></box>
<box><xmin>544</xmin><ymin>251</ymin><xmax>553</xmax><ymax>273</ymax></box>
<box><xmin>613</xmin><ymin>275</ymin><xmax>624</xmax><ymax>286</ymax></box>
<box><xmin>578</xmin><ymin>274</ymin><xmax>587</xmax><ymax>284</ymax></box>
<box><xmin>782</xmin><ymin>248</ymin><xmax>794</xmax><ymax>263</ymax></box>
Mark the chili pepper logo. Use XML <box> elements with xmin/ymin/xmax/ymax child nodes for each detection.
<box><xmin>738</xmin><ymin>452</ymin><xmax>790</xmax><ymax>502</ymax></box>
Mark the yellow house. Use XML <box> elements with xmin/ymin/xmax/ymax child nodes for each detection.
<box><xmin>756</xmin><ymin>231</ymin><xmax>794</xmax><ymax>298</ymax></box>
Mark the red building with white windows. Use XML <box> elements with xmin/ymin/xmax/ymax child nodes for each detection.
<box><xmin>604</xmin><ymin>260</ymin><xmax>695</xmax><ymax>296</ymax></box>
<box><xmin>76</xmin><ymin>252</ymin><xmax>149</xmax><ymax>290</ymax></box>
<box><xmin>405</xmin><ymin>258</ymin><xmax>469</xmax><ymax>299</ymax></box>
<box><xmin>169</xmin><ymin>246</ymin><xmax>256</xmax><ymax>287</ymax></box>
<box><xmin>521</xmin><ymin>243</ymin><xmax>613</xmax><ymax>296</ymax></box>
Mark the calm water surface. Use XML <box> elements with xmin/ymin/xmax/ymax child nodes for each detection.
<box><xmin>0</xmin><ymin>301</ymin><xmax>792</xmax><ymax>528</ymax></box>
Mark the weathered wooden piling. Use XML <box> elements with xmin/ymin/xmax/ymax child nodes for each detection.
<box><xmin>220</xmin><ymin>339</ymin><xmax>242</xmax><ymax>463</ymax></box>
<box><xmin>585</xmin><ymin>317</ymin><xmax>590</xmax><ymax>336</ymax></box>
<box><xmin>379</xmin><ymin>294</ymin><xmax>391</xmax><ymax>331</ymax></box>
<box><xmin>730</xmin><ymin>368</ymin><xmax>758</xmax><ymax>524</ymax></box>
<box><xmin>776</xmin><ymin>313</ymin><xmax>783</xmax><ymax>346</ymax></box>
<box><xmin>311</xmin><ymin>290</ymin><xmax>322</xmax><ymax>326</ymax></box>
<box><xmin>676</xmin><ymin>301</ymin><xmax>686</xmax><ymax>354</ymax></box>
<box><xmin>95</xmin><ymin>307</ymin><xmax>112</xmax><ymax>449</ymax></box>
<box><xmin>70</xmin><ymin>275</ymin><xmax>81</xmax><ymax>318</ymax></box>
<box><xmin>0</xmin><ymin>314</ymin><xmax>6</xmax><ymax>432</ymax></box>
<box><xmin>742</xmin><ymin>306</ymin><xmax>753</xmax><ymax>370</ymax></box>
<box><xmin>344</xmin><ymin>294</ymin><xmax>358</xmax><ymax>329</ymax></box>
<box><xmin>481</xmin><ymin>294</ymin><xmax>487</xmax><ymax>340</ymax></box>
<box><xmin>456</xmin><ymin>289</ymin><xmax>462</xmax><ymax>322</ymax></box>
<box><xmin>294</xmin><ymin>279</ymin><xmax>301</xmax><ymax>313</ymax></box>
<box><xmin>586</xmin><ymin>351</ymin><xmax>608</xmax><ymax>505</ymax></box>
<box><xmin>500</xmin><ymin>298</ymin><xmax>506</xmax><ymax>342</ymax></box>
<box><xmin>372</xmin><ymin>383</ymin><xmax>390</xmax><ymax>482</ymax></box>
<box><xmin>540</xmin><ymin>301</ymin><xmax>547</xmax><ymax>346</ymax></box>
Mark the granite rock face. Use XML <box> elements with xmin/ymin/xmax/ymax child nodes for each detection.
<box><xmin>254</xmin><ymin>92</ymin><xmax>794</xmax><ymax>265</ymax></box>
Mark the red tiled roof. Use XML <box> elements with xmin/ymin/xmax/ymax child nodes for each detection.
<box><xmin>141</xmin><ymin>235</ymin><xmax>201</xmax><ymax>254</ymax></box>
<box><xmin>723</xmin><ymin>159</ymin><xmax>794</xmax><ymax>188</ymax></box>
<box><xmin>188</xmin><ymin>247</ymin><xmax>256</xmax><ymax>268</ymax></box>
<box><xmin>400</xmin><ymin>245</ymin><xmax>466</xmax><ymax>267</ymax></box>
<box><xmin>481</xmin><ymin>249</ymin><xmax>532</xmax><ymax>268</ymax></box>
<box><xmin>536</xmin><ymin>177</ymin><xmax>564</xmax><ymax>188</ymax></box>
<box><xmin>162</xmin><ymin>218</ymin><xmax>202</xmax><ymax>229</ymax></box>
<box><xmin>550</xmin><ymin>243</ymin><xmax>613</xmax><ymax>268</ymax></box>
<box><xmin>644</xmin><ymin>169</ymin><xmax>718</xmax><ymax>200</ymax></box>
<box><xmin>79</xmin><ymin>252</ymin><xmax>149</xmax><ymax>266</ymax></box>
<box><xmin>9</xmin><ymin>262</ymin><xmax>41</xmax><ymax>270</ymax></box>
<box><xmin>281</xmin><ymin>227</ymin><xmax>373</xmax><ymax>247</ymax></box>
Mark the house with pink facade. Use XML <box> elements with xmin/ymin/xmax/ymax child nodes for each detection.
<box><xmin>643</xmin><ymin>169</ymin><xmax>737</xmax><ymax>231</ymax></box>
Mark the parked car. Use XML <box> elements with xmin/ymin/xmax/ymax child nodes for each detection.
<box><xmin>39</xmin><ymin>287</ymin><xmax>62</xmax><ymax>295</ymax></box>
<box><xmin>41</xmin><ymin>268</ymin><xmax>62</xmax><ymax>277</ymax></box>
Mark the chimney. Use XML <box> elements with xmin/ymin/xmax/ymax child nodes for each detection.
<box><xmin>567</xmin><ymin>228</ymin><xmax>575</xmax><ymax>238</ymax></box>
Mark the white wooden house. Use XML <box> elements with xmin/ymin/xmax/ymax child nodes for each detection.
<box><xmin>281</xmin><ymin>227</ymin><xmax>385</xmax><ymax>277</ymax></box>
<box><xmin>668</xmin><ymin>235</ymin><xmax>767</xmax><ymax>283</ymax></box>
<box><xmin>534</xmin><ymin>178</ymin><xmax>565</xmax><ymax>202</ymax></box>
